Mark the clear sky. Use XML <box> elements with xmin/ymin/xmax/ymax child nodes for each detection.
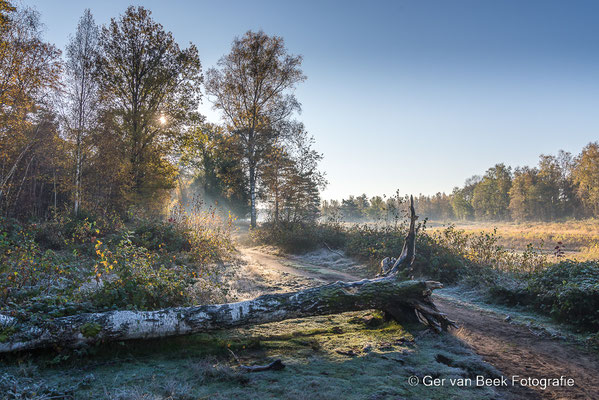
<box><xmin>30</xmin><ymin>0</ymin><xmax>599</xmax><ymax>200</ymax></box>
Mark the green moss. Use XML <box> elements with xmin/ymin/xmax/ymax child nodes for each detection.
<box><xmin>4</xmin><ymin>311</ymin><xmax>500</xmax><ymax>400</ymax></box>
<box><xmin>80</xmin><ymin>322</ymin><xmax>102</xmax><ymax>338</ymax></box>
<box><xmin>0</xmin><ymin>326</ymin><xmax>17</xmax><ymax>343</ymax></box>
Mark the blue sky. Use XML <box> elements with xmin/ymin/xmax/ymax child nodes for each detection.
<box><xmin>31</xmin><ymin>0</ymin><xmax>599</xmax><ymax>200</ymax></box>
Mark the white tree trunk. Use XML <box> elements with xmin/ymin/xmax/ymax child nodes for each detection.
<box><xmin>0</xmin><ymin>278</ymin><xmax>452</xmax><ymax>353</ymax></box>
<box><xmin>249</xmin><ymin>163</ymin><xmax>257</xmax><ymax>228</ymax></box>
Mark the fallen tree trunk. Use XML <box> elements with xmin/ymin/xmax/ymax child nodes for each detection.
<box><xmin>0</xmin><ymin>197</ymin><xmax>455</xmax><ymax>353</ymax></box>
<box><xmin>0</xmin><ymin>278</ymin><xmax>451</xmax><ymax>353</ymax></box>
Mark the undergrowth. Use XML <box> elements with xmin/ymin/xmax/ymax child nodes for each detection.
<box><xmin>0</xmin><ymin>199</ymin><xmax>234</xmax><ymax>321</ymax></box>
<box><xmin>253</xmin><ymin>219</ymin><xmax>599</xmax><ymax>330</ymax></box>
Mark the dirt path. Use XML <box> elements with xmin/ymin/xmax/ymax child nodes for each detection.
<box><xmin>240</xmin><ymin>245</ymin><xmax>599</xmax><ymax>400</ymax></box>
<box><xmin>435</xmin><ymin>298</ymin><xmax>599</xmax><ymax>400</ymax></box>
<box><xmin>241</xmin><ymin>247</ymin><xmax>360</xmax><ymax>283</ymax></box>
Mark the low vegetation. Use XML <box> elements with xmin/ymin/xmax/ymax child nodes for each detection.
<box><xmin>428</xmin><ymin>219</ymin><xmax>599</xmax><ymax>260</ymax></box>
<box><xmin>0</xmin><ymin>202</ymin><xmax>234</xmax><ymax>325</ymax></box>
<box><xmin>253</xmin><ymin>219</ymin><xmax>599</xmax><ymax>331</ymax></box>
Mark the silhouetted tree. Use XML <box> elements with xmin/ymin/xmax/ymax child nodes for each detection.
<box><xmin>96</xmin><ymin>6</ymin><xmax>202</xmax><ymax>211</ymax></box>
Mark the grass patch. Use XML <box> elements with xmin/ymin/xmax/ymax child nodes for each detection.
<box><xmin>428</xmin><ymin>219</ymin><xmax>599</xmax><ymax>260</ymax></box>
<box><xmin>0</xmin><ymin>312</ymin><xmax>501</xmax><ymax>400</ymax></box>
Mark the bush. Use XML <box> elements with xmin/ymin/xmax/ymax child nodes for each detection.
<box><xmin>32</xmin><ymin>221</ymin><xmax>66</xmax><ymax>250</ymax></box>
<box><xmin>414</xmin><ymin>233</ymin><xmax>469</xmax><ymax>284</ymax></box>
<box><xmin>133</xmin><ymin>219</ymin><xmax>191</xmax><ymax>252</ymax></box>
<box><xmin>168</xmin><ymin>200</ymin><xmax>235</xmax><ymax>264</ymax></box>
<box><xmin>0</xmin><ymin>218</ymin><xmax>89</xmax><ymax>321</ymax></box>
<box><xmin>251</xmin><ymin>221</ymin><xmax>345</xmax><ymax>254</ymax></box>
<box><xmin>431</xmin><ymin>225</ymin><xmax>547</xmax><ymax>274</ymax></box>
<box><xmin>343</xmin><ymin>224</ymin><xmax>405</xmax><ymax>262</ymax></box>
<box><xmin>526</xmin><ymin>261</ymin><xmax>599</xmax><ymax>329</ymax></box>
<box><xmin>321</xmin><ymin>222</ymin><xmax>467</xmax><ymax>283</ymax></box>
<box><xmin>0</xmin><ymin>220</ymin><xmax>68</xmax><ymax>291</ymax></box>
<box><xmin>0</xmin><ymin>203</ymin><xmax>234</xmax><ymax>318</ymax></box>
<box><xmin>253</xmin><ymin>221</ymin><xmax>467</xmax><ymax>282</ymax></box>
<box><xmin>483</xmin><ymin>273</ymin><xmax>531</xmax><ymax>305</ymax></box>
<box><xmin>86</xmin><ymin>233</ymin><xmax>196</xmax><ymax>310</ymax></box>
<box><xmin>33</xmin><ymin>210</ymin><xmax>124</xmax><ymax>250</ymax></box>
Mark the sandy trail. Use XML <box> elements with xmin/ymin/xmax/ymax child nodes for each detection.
<box><xmin>240</xmin><ymin>245</ymin><xmax>599</xmax><ymax>400</ymax></box>
<box><xmin>435</xmin><ymin>298</ymin><xmax>599</xmax><ymax>400</ymax></box>
<box><xmin>241</xmin><ymin>247</ymin><xmax>361</xmax><ymax>283</ymax></box>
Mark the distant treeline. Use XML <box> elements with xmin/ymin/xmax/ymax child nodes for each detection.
<box><xmin>323</xmin><ymin>143</ymin><xmax>599</xmax><ymax>222</ymax></box>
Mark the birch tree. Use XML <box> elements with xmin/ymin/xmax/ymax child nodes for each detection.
<box><xmin>63</xmin><ymin>9</ymin><xmax>99</xmax><ymax>215</ymax></box>
<box><xmin>205</xmin><ymin>31</ymin><xmax>305</xmax><ymax>227</ymax></box>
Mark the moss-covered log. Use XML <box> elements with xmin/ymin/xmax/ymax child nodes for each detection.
<box><xmin>0</xmin><ymin>278</ymin><xmax>453</xmax><ymax>353</ymax></box>
<box><xmin>0</xmin><ymin>197</ymin><xmax>455</xmax><ymax>353</ymax></box>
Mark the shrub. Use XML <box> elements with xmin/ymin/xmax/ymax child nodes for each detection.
<box><xmin>133</xmin><ymin>219</ymin><xmax>191</xmax><ymax>253</ymax></box>
<box><xmin>414</xmin><ymin>233</ymin><xmax>469</xmax><ymax>284</ymax></box>
<box><xmin>0</xmin><ymin>221</ymin><xmax>72</xmax><ymax>295</ymax></box>
<box><xmin>87</xmin><ymin>233</ymin><xmax>196</xmax><ymax>310</ymax></box>
<box><xmin>526</xmin><ymin>261</ymin><xmax>599</xmax><ymax>329</ymax></box>
<box><xmin>483</xmin><ymin>273</ymin><xmax>531</xmax><ymax>306</ymax></box>
<box><xmin>251</xmin><ymin>221</ymin><xmax>345</xmax><ymax>254</ymax></box>
<box><xmin>168</xmin><ymin>200</ymin><xmax>235</xmax><ymax>264</ymax></box>
<box><xmin>33</xmin><ymin>210</ymin><xmax>124</xmax><ymax>250</ymax></box>
<box><xmin>253</xmin><ymin>220</ymin><xmax>467</xmax><ymax>282</ymax></box>
<box><xmin>343</xmin><ymin>224</ymin><xmax>405</xmax><ymax>262</ymax></box>
<box><xmin>33</xmin><ymin>221</ymin><xmax>66</xmax><ymax>250</ymax></box>
<box><xmin>431</xmin><ymin>225</ymin><xmax>547</xmax><ymax>275</ymax></box>
<box><xmin>0</xmin><ymin>202</ymin><xmax>234</xmax><ymax>318</ymax></box>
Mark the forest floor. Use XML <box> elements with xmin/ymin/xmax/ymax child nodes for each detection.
<box><xmin>0</xmin><ymin>245</ymin><xmax>504</xmax><ymax>400</ymax></box>
<box><xmin>240</xmin><ymin>244</ymin><xmax>599</xmax><ymax>400</ymax></box>
<box><xmin>2</xmin><ymin>239</ymin><xmax>598</xmax><ymax>399</ymax></box>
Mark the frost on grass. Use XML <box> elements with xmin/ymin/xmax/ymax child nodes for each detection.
<box><xmin>289</xmin><ymin>248</ymin><xmax>368</xmax><ymax>278</ymax></box>
<box><xmin>1</xmin><ymin>311</ymin><xmax>504</xmax><ymax>400</ymax></box>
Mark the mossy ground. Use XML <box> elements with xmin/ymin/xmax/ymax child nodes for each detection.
<box><xmin>0</xmin><ymin>311</ymin><xmax>503</xmax><ymax>399</ymax></box>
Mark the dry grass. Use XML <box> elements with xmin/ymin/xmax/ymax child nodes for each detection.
<box><xmin>427</xmin><ymin>219</ymin><xmax>599</xmax><ymax>261</ymax></box>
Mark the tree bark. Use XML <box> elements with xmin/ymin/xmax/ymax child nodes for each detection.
<box><xmin>0</xmin><ymin>197</ymin><xmax>455</xmax><ymax>353</ymax></box>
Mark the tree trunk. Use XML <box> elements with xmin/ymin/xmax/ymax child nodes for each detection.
<box><xmin>74</xmin><ymin>134</ymin><xmax>82</xmax><ymax>215</ymax></box>
<box><xmin>0</xmin><ymin>278</ymin><xmax>453</xmax><ymax>353</ymax></box>
<box><xmin>249</xmin><ymin>163</ymin><xmax>257</xmax><ymax>228</ymax></box>
<box><xmin>0</xmin><ymin>196</ymin><xmax>455</xmax><ymax>353</ymax></box>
